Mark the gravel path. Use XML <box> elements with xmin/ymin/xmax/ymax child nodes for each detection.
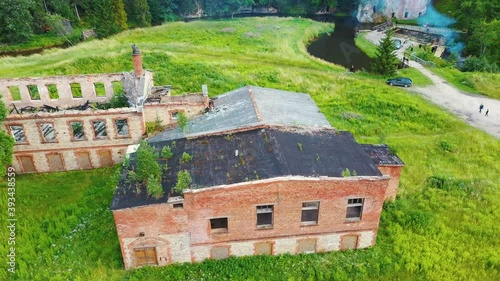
<box><xmin>364</xmin><ymin>31</ymin><xmax>500</xmax><ymax>139</ymax></box>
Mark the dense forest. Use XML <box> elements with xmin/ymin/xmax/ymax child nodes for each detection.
<box><xmin>0</xmin><ymin>0</ymin><xmax>498</xmax><ymax>67</ymax></box>
<box><xmin>0</xmin><ymin>0</ymin><xmax>339</xmax><ymax>43</ymax></box>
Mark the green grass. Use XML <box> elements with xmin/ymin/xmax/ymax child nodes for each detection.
<box><xmin>1</xmin><ymin>17</ymin><xmax>499</xmax><ymax>280</ymax></box>
<box><xmin>428</xmin><ymin>67</ymin><xmax>500</xmax><ymax>99</ymax></box>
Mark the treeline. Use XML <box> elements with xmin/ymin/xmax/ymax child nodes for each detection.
<box><xmin>0</xmin><ymin>0</ymin><xmax>339</xmax><ymax>44</ymax></box>
<box><xmin>435</xmin><ymin>0</ymin><xmax>499</xmax><ymax>70</ymax></box>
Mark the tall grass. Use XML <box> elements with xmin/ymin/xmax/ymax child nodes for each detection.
<box><xmin>0</xmin><ymin>17</ymin><xmax>499</xmax><ymax>280</ymax></box>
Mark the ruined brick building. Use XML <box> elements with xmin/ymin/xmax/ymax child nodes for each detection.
<box><xmin>111</xmin><ymin>86</ymin><xmax>404</xmax><ymax>269</ymax></box>
<box><xmin>1</xmin><ymin>46</ymin><xmax>404</xmax><ymax>269</ymax></box>
<box><xmin>0</xmin><ymin>46</ymin><xmax>208</xmax><ymax>173</ymax></box>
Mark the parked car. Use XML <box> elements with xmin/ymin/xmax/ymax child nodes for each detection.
<box><xmin>393</xmin><ymin>39</ymin><xmax>402</xmax><ymax>49</ymax></box>
<box><xmin>386</xmin><ymin>77</ymin><xmax>412</xmax><ymax>87</ymax></box>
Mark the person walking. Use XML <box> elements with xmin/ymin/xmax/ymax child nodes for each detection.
<box><xmin>485</xmin><ymin>109</ymin><xmax>489</xmax><ymax>116</ymax></box>
<box><xmin>479</xmin><ymin>103</ymin><xmax>484</xmax><ymax>113</ymax></box>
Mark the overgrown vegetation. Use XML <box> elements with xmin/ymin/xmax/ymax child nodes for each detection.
<box><xmin>176</xmin><ymin>111</ymin><xmax>189</xmax><ymax>132</ymax></box>
<box><xmin>0</xmin><ymin>98</ymin><xmax>14</xmax><ymax>175</ymax></box>
<box><xmin>135</xmin><ymin>140</ymin><xmax>163</xmax><ymax>198</ymax></box>
<box><xmin>0</xmin><ymin>17</ymin><xmax>499</xmax><ymax>280</ymax></box>
<box><xmin>174</xmin><ymin>170</ymin><xmax>192</xmax><ymax>193</ymax></box>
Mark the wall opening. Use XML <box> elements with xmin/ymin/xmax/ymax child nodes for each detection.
<box><xmin>19</xmin><ymin>156</ymin><xmax>36</xmax><ymax>173</ymax></box>
<box><xmin>254</xmin><ymin>242</ymin><xmax>272</xmax><ymax>255</ymax></box>
<box><xmin>94</xmin><ymin>82</ymin><xmax>106</xmax><ymax>97</ymax></box>
<box><xmin>70</xmin><ymin>83</ymin><xmax>83</xmax><ymax>98</ymax></box>
<box><xmin>115</xmin><ymin>119</ymin><xmax>129</xmax><ymax>136</ymax></box>
<box><xmin>39</xmin><ymin>123</ymin><xmax>56</xmax><ymax>142</ymax></box>
<box><xmin>70</xmin><ymin>121</ymin><xmax>85</xmax><ymax>141</ymax></box>
<box><xmin>404</xmin><ymin>11</ymin><xmax>409</xmax><ymax>18</ymax></box>
<box><xmin>346</xmin><ymin>198</ymin><xmax>364</xmax><ymax>221</ymax></box>
<box><xmin>9</xmin><ymin>125</ymin><xmax>26</xmax><ymax>143</ymax></box>
<box><xmin>9</xmin><ymin>86</ymin><xmax>22</xmax><ymax>101</ymax></box>
<box><xmin>46</xmin><ymin>84</ymin><xmax>59</xmax><ymax>99</ymax></box>
<box><xmin>47</xmin><ymin>153</ymin><xmax>64</xmax><ymax>172</ymax></box>
<box><xmin>92</xmin><ymin>120</ymin><xmax>107</xmax><ymax>139</ymax></box>
<box><xmin>98</xmin><ymin>150</ymin><xmax>113</xmax><ymax>166</ymax></box>
<box><xmin>75</xmin><ymin>151</ymin><xmax>92</xmax><ymax>169</ymax></box>
<box><xmin>340</xmin><ymin>235</ymin><xmax>358</xmax><ymax>250</ymax></box>
<box><xmin>27</xmin><ymin>85</ymin><xmax>40</xmax><ymax>100</ymax></box>
<box><xmin>418</xmin><ymin>12</ymin><xmax>422</xmax><ymax>17</ymax></box>
<box><xmin>297</xmin><ymin>239</ymin><xmax>316</xmax><ymax>254</ymax></box>
<box><xmin>112</xmin><ymin>81</ymin><xmax>124</xmax><ymax>95</ymax></box>
<box><xmin>211</xmin><ymin>246</ymin><xmax>230</xmax><ymax>260</ymax></box>
<box><xmin>301</xmin><ymin>201</ymin><xmax>319</xmax><ymax>225</ymax></box>
<box><xmin>210</xmin><ymin>218</ymin><xmax>228</xmax><ymax>233</ymax></box>
<box><xmin>256</xmin><ymin>205</ymin><xmax>273</xmax><ymax>228</ymax></box>
<box><xmin>134</xmin><ymin>247</ymin><xmax>157</xmax><ymax>267</ymax></box>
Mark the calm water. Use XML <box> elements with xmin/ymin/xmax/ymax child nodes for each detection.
<box><xmin>307</xmin><ymin>17</ymin><xmax>373</xmax><ymax>71</ymax></box>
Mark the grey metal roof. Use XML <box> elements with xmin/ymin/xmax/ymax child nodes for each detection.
<box><xmin>361</xmin><ymin>144</ymin><xmax>405</xmax><ymax>166</ymax></box>
<box><xmin>148</xmin><ymin>86</ymin><xmax>331</xmax><ymax>142</ymax></box>
<box><xmin>111</xmin><ymin>127</ymin><xmax>383</xmax><ymax>210</ymax></box>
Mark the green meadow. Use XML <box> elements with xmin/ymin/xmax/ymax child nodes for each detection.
<box><xmin>0</xmin><ymin>17</ymin><xmax>499</xmax><ymax>280</ymax></box>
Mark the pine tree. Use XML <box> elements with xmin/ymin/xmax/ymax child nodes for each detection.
<box><xmin>111</xmin><ymin>0</ymin><xmax>128</xmax><ymax>31</ymax></box>
<box><xmin>124</xmin><ymin>0</ymin><xmax>152</xmax><ymax>27</ymax></box>
<box><xmin>90</xmin><ymin>0</ymin><xmax>127</xmax><ymax>37</ymax></box>
<box><xmin>371</xmin><ymin>29</ymin><xmax>399</xmax><ymax>76</ymax></box>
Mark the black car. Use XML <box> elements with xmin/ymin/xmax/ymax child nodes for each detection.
<box><xmin>386</xmin><ymin>77</ymin><xmax>412</xmax><ymax>87</ymax></box>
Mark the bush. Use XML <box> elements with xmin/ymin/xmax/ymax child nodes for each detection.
<box><xmin>461</xmin><ymin>56</ymin><xmax>499</xmax><ymax>73</ymax></box>
<box><xmin>161</xmin><ymin>146</ymin><xmax>173</xmax><ymax>159</ymax></box>
<box><xmin>180</xmin><ymin>152</ymin><xmax>192</xmax><ymax>164</ymax></box>
<box><xmin>174</xmin><ymin>170</ymin><xmax>192</xmax><ymax>193</ymax></box>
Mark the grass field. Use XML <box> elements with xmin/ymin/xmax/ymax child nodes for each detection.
<box><xmin>1</xmin><ymin>17</ymin><xmax>499</xmax><ymax>281</ymax></box>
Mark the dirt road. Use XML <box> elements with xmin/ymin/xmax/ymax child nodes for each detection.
<box><xmin>364</xmin><ymin>31</ymin><xmax>500</xmax><ymax>139</ymax></box>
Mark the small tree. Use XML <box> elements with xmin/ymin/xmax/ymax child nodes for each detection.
<box><xmin>180</xmin><ymin>152</ymin><xmax>192</xmax><ymax>164</ymax></box>
<box><xmin>147</xmin><ymin>174</ymin><xmax>163</xmax><ymax>199</ymax></box>
<box><xmin>174</xmin><ymin>170</ymin><xmax>192</xmax><ymax>193</ymax></box>
<box><xmin>161</xmin><ymin>146</ymin><xmax>173</xmax><ymax>159</ymax></box>
<box><xmin>371</xmin><ymin>29</ymin><xmax>399</xmax><ymax>76</ymax></box>
<box><xmin>135</xmin><ymin>141</ymin><xmax>163</xmax><ymax>197</ymax></box>
<box><xmin>177</xmin><ymin>111</ymin><xmax>188</xmax><ymax>132</ymax></box>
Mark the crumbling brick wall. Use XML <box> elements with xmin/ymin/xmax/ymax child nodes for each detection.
<box><xmin>4</xmin><ymin>108</ymin><xmax>144</xmax><ymax>173</ymax></box>
<box><xmin>0</xmin><ymin>74</ymin><xmax>125</xmax><ymax>108</ymax></box>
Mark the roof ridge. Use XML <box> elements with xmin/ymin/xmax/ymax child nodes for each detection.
<box><xmin>247</xmin><ymin>86</ymin><xmax>263</xmax><ymax>122</ymax></box>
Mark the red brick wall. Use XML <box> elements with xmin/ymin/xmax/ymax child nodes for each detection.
<box><xmin>113</xmin><ymin>203</ymin><xmax>189</xmax><ymax>239</ymax></box>
<box><xmin>184</xmin><ymin>177</ymin><xmax>388</xmax><ymax>246</ymax></box>
<box><xmin>114</xmin><ymin>176</ymin><xmax>389</xmax><ymax>248</ymax></box>
<box><xmin>377</xmin><ymin>166</ymin><xmax>403</xmax><ymax>200</ymax></box>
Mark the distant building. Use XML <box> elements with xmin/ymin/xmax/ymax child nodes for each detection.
<box><xmin>111</xmin><ymin>87</ymin><xmax>404</xmax><ymax>269</ymax></box>
<box><xmin>357</xmin><ymin>0</ymin><xmax>431</xmax><ymax>22</ymax></box>
<box><xmin>0</xmin><ymin>46</ymin><xmax>208</xmax><ymax>173</ymax></box>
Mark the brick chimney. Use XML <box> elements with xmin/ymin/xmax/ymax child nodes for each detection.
<box><xmin>131</xmin><ymin>44</ymin><xmax>143</xmax><ymax>77</ymax></box>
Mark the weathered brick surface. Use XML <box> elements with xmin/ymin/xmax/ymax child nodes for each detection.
<box><xmin>113</xmin><ymin>176</ymin><xmax>389</xmax><ymax>269</ymax></box>
<box><xmin>377</xmin><ymin>166</ymin><xmax>403</xmax><ymax>200</ymax></box>
<box><xmin>4</xmin><ymin>108</ymin><xmax>144</xmax><ymax>173</ymax></box>
<box><xmin>143</xmin><ymin>100</ymin><xmax>207</xmax><ymax>126</ymax></box>
<box><xmin>0</xmin><ymin>74</ymin><xmax>124</xmax><ymax>107</ymax></box>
